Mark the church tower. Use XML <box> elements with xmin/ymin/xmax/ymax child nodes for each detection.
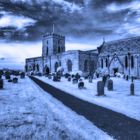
<box><xmin>42</xmin><ymin>32</ymin><xmax>65</xmax><ymax>57</ymax></box>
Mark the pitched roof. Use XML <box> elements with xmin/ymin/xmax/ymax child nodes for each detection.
<box><xmin>99</xmin><ymin>36</ymin><xmax>140</xmax><ymax>56</ymax></box>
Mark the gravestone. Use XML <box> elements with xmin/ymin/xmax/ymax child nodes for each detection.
<box><xmin>0</xmin><ymin>79</ymin><xmax>3</xmax><ymax>89</ymax></box>
<box><xmin>72</xmin><ymin>78</ymin><xmax>78</xmax><ymax>84</ymax></box>
<box><xmin>130</xmin><ymin>82</ymin><xmax>135</xmax><ymax>95</ymax></box>
<box><xmin>78</xmin><ymin>80</ymin><xmax>84</xmax><ymax>89</ymax></box>
<box><xmin>89</xmin><ymin>77</ymin><xmax>93</xmax><ymax>83</ymax></box>
<box><xmin>107</xmin><ymin>79</ymin><xmax>113</xmax><ymax>91</ymax></box>
<box><xmin>20</xmin><ymin>72</ymin><xmax>25</xmax><ymax>79</ymax></box>
<box><xmin>13</xmin><ymin>77</ymin><xmax>18</xmax><ymax>83</ymax></box>
<box><xmin>126</xmin><ymin>75</ymin><xmax>129</xmax><ymax>81</ymax></box>
<box><xmin>97</xmin><ymin>81</ymin><xmax>104</xmax><ymax>96</ymax></box>
<box><xmin>53</xmin><ymin>75</ymin><xmax>58</xmax><ymax>82</ymax></box>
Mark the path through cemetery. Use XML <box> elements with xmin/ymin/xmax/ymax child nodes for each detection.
<box><xmin>30</xmin><ymin>76</ymin><xmax>140</xmax><ymax>140</ymax></box>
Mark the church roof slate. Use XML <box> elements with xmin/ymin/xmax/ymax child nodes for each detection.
<box><xmin>99</xmin><ymin>36</ymin><xmax>140</xmax><ymax>56</ymax></box>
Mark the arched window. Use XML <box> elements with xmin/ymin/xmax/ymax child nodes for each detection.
<box><xmin>46</xmin><ymin>47</ymin><xmax>48</xmax><ymax>56</ymax></box>
<box><xmin>84</xmin><ymin>60</ymin><xmax>88</xmax><ymax>72</ymax></box>
<box><xmin>90</xmin><ymin>61</ymin><xmax>95</xmax><ymax>73</ymax></box>
<box><xmin>58</xmin><ymin>46</ymin><xmax>61</xmax><ymax>53</ymax></box>
<box><xmin>54</xmin><ymin>62</ymin><xmax>59</xmax><ymax>72</ymax></box>
<box><xmin>131</xmin><ymin>55</ymin><xmax>134</xmax><ymax>68</ymax></box>
<box><xmin>67</xmin><ymin>59</ymin><xmax>72</xmax><ymax>72</ymax></box>
<box><xmin>101</xmin><ymin>59</ymin><xmax>103</xmax><ymax>68</ymax></box>
<box><xmin>105</xmin><ymin>58</ymin><xmax>108</xmax><ymax>67</ymax></box>
<box><xmin>125</xmin><ymin>56</ymin><xmax>128</xmax><ymax>68</ymax></box>
<box><xmin>36</xmin><ymin>64</ymin><xmax>39</xmax><ymax>71</ymax></box>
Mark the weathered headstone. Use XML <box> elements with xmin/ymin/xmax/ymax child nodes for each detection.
<box><xmin>107</xmin><ymin>79</ymin><xmax>113</xmax><ymax>91</ymax></box>
<box><xmin>97</xmin><ymin>81</ymin><xmax>104</xmax><ymax>96</ymax></box>
<box><xmin>78</xmin><ymin>81</ymin><xmax>84</xmax><ymax>89</ymax></box>
<box><xmin>130</xmin><ymin>82</ymin><xmax>135</xmax><ymax>95</ymax></box>
<box><xmin>13</xmin><ymin>77</ymin><xmax>18</xmax><ymax>83</ymax></box>
<box><xmin>72</xmin><ymin>78</ymin><xmax>78</xmax><ymax>84</ymax></box>
<box><xmin>53</xmin><ymin>75</ymin><xmax>58</xmax><ymax>82</ymax></box>
<box><xmin>0</xmin><ymin>79</ymin><xmax>3</xmax><ymax>89</ymax></box>
<box><xmin>20</xmin><ymin>72</ymin><xmax>25</xmax><ymax>79</ymax></box>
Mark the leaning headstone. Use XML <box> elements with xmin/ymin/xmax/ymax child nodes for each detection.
<box><xmin>78</xmin><ymin>80</ymin><xmax>84</xmax><ymax>89</ymax></box>
<box><xmin>72</xmin><ymin>78</ymin><xmax>78</xmax><ymax>84</ymax></box>
<box><xmin>0</xmin><ymin>79</ymin><xmax>3</xmax><ymax>89</ymax></box>
<box><xmin>97</xmin><ymin>81</ymin><xmax>104</xmax><ymax>96</ymax></box>
<box><xmin>130</xmin><ymin>82</ymin><xmax>135</xmax><ymax>95</ymax></box>
<box><xmin>13</xmin><ymin>77</ymin><xmax>18</xmax><ymax>83</ymax></box>
<box><xmin>107</xmin><ymin>79</ymin><xmax>113</xmax><ymax>91</ymax></box>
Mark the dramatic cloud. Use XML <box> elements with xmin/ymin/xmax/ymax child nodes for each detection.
<box><xmin>0</xmin><ymin>11</ymin><xmax>36</xmax><ymax>30</ymax></box>
<box><xmin>0</xmin><ymin>0</ymin><xmax>140</xmax><ymax>68</ymax></box>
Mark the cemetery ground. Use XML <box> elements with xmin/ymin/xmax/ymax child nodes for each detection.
<box><xmin>0</xmin><ymin>75</ymin><xmax>113</xmax><ymax>140</ymax></box>
<box><xmin>31</xmin><ymin>75</ymin><xmax>140</xmax><ymax>140</ymax></box>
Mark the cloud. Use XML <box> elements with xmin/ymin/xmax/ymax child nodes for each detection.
<box><xmin>106</xmin><ymin>1</ymin><xmax>140</xmax><ymax>13</ymax></box>
<box><xmin>0</xmin><ymin>11</ymin><xmax>36</xmax><ymax>30</ymax></box>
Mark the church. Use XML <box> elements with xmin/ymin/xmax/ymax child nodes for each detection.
<box><xmin>25</xmin><ymin>32</ymin><xmax>98</xmax><ymax>75</ymax></box>
<box><xmin>25</xmin><ymin>31</ymin><xmax>140</xmax><ymax>78</ymax></box>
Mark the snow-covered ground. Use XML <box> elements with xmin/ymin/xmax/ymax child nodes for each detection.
<box><xmin>0</xmin><ymin>76</ymin><xmax>113</xmax><ymax>140</ymax></box>
<box><xmin>36</xmin><ymin>76</ymin><xmax>140</xmax><ymax>121</ymax></box>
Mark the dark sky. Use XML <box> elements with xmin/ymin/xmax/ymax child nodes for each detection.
<box><xmin>0</xmin><ymin>0</ymin><xmax>140</xmax><ymax>68</ymax></box>
<box><xmin>0</xmin><ymin>0</ymin><xmax>140</xmax><ymax>43</ymax></box>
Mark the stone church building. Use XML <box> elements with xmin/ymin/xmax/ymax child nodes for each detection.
<box><xmin>25</xmin><ymin>31</ymin><xmax>140</xmax><ymax>78</ymax></box>
<box><xmin>25</xmin><ymin>32</ymin><xmax>98</xmax><ymax>75</ymax></box>
<box><xmin>98</xmin><ymin>36</ymin><xmax>140</xmax><ymax>77</ymax></box>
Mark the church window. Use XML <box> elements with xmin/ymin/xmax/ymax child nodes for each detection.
<box><xmin>58</xmin><ymin>46</ymin><xmax>61</xmax><ymax>53</ymax></box>
<box><xmin>125</xmin><ymin>56</ymin><xmax>128</xmax><ymax>68</ymax></box>
<box><xmin>84</xmin><ymin>60</ymin><xmax>89</xmax><ymax>72</ymax></box>
<box><xmin>36</xmin><ymin>64</ymin><xmax>40</xmax><ymax>71</ymax></box>
<box><xmin>105</xmin><ymin>58</ymin><xmax>108</xmax><ymax>67</ymax></box>
<box><xmin>46</xmin><ymin>47</ymin><xmax>48</xmax><ymax>55</ymax></box>
<box><xmin>67</xmin><ymin>59</ymin><xmax>72</xmax><ymax>72</ymax></box>
<box><xmin>89</xmin><ymin>60</ymin><xmax>95</xmax><ymax>73</ymax></box>
<box><xmin>101</xmin><ymin>59</ymin><xmax>103</xmax><ymax>68</ymax></box>
<box><xmin>131</xmin><ymin>55</ymin><xmax>134</xmax><ymax>68</ymax></box>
